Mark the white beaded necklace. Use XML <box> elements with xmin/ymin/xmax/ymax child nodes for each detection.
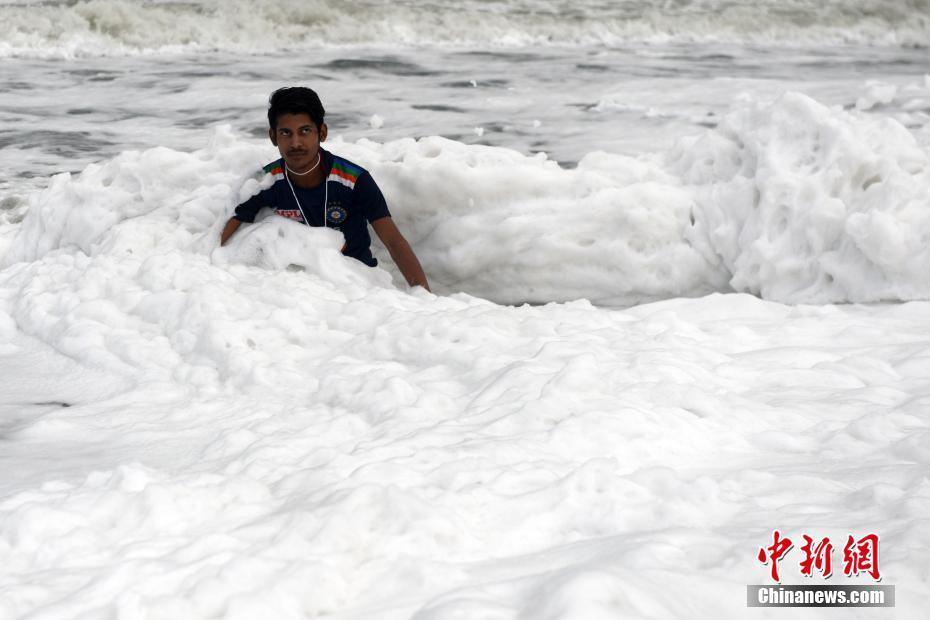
<box><xmin>284</xmin><ymin>152</ymin><xmax>321</xmax><ymax>176</ymax></box>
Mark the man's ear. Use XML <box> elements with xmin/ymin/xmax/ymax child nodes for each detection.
<box><xmin>319</xmin><ymin>123</ymin><xmax>328</xmax><ymax>143</ymax></box>
<box><xmin>268</xmin><ymin>127</ymin><xmax>277</xmax><ymax>146</ymax></box>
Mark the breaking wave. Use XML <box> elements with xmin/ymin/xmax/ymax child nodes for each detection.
<box><xmin>0</xmin><ymin>0</ymin><xmax>928</xmax><ymax>58</ymax></box>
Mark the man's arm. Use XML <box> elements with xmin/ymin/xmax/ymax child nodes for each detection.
<box><xmin>371</xmin><ymin>217</ymin><xmax>430</xmax><ymax>291</ymax></box>
<box><xmin>223</xmin><ymin>182</ymin><xmax>274</xmax><ymax>246</ymax></box>
<box><xmin>220</xmin><ymin>217</ymin><xmax>242</xmax><ymax>246</ymax></box>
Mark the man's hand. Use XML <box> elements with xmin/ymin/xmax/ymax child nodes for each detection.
<box><xmin>371</xmin><ymin>217</ymin><xmax>430</xmax><ymax>291</ymax></box>
<box><xmin>220</xmin><ymin>217</ymin><xmax>241</xmax><ymax>246</ymax></box>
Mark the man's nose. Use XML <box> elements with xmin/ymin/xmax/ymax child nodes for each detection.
<box><xmin>281</xmin><ymin>132</ymin><xmax>299</xmax><ymax>146</ymax></box>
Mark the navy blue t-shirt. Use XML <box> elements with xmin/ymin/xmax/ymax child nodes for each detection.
<box><xmin>234</xmin><ymin>150</ymin><xmax>391</xmax><ymax>267</ymax></box>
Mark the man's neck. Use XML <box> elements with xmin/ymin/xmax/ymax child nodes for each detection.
<box><xmin>286</xmin><ymin>152</ymin><xmax>325</xmax><ymax>188</ymax></box>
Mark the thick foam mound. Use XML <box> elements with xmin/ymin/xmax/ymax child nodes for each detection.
<box><xmin>671</xmin><ymin>92</ymin><xmax>930</xmax><ymax>303</ymax></box>
<box><xmin>327</xmin><ymin>92</ymin><xmax>930</xmax><ymax>304</ymax></box>
<box><xmin>4</xmin><ymin>92</ymin><xmax>929</xmax><ymax>305</ymax></box>
<box><xmin>345</xmin><ymin>138</ymin><xmax>729</xmax><ymax>305</ymax></box>
<box><xmin>0</xmin><ymin>0</ymin><xmax>926</xmax><ymax>58</ymax></box>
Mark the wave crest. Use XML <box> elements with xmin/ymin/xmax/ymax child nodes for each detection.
<box><xmin>0</xmin><ymin>0</ymin><xmax>927</xmax><ymax>58</ymax></box>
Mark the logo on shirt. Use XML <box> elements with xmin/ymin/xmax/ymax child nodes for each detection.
<box><xmin>326</xmin><ymin>204</ymin><xmax>348</xmax><ymax>225</ymax></box>
<box><xmin>276</xmin><ymin>209</ymin><xmax>304</xmax><ymax>222</ymax></box>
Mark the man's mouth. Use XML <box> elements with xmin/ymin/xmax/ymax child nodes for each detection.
<box><xmin>288</xmin><ymin>151</ymin><xmax>308</xmax><ymax>157</ymax></box>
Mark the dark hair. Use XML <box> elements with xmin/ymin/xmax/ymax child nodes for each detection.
<box><xmin>268</xmin><ymin>87</ymin><xmax>325</xmax><ymax>131</ymax></box>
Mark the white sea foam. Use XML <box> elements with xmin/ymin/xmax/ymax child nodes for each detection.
<box><xmin>4</xmin><ymin>6</ymin><xmax>930</xmax><ymax>616</ymax></box>
<box><xmin>4</xmin><ymin>92</ymin><xmax>929</xmax><ymax>305</ymax></box>
<box><xmin>0</xmin><ymin>0</ymin><xmax>927</xmax><ymax>58</ymax></box>
<box><xmin>670</xmin><ymin>91</ymin><xmax>930</xmax><ymax>304</ymax></box>
<box><xmin>2</xmin><ymin>82</ymin><xmax>930</xmax><ymax>619</ymax></box>
<box><xmin>2</xmin><ymin>209</ymin><xmax>929</xmax><ymax>617</ymax></box>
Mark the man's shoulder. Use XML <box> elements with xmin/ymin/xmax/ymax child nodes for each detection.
<box><xmin>261</xmin><ymin>158</ymin><xmax>285</xmax><ymax>176</ymax></box>
<box><xmin>327</xmin><ymin>152</ymin><xmax>370</xmax><ymax>191</ymax></box>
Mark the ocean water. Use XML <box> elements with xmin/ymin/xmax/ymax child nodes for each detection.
<box><xmin>1</xmin><ymin>1</ymin><xmax>930</xmax><ymax>618</ymax></box>
<box><xmin>2</xmin><ymin>0</ymin><xmax>928</xmax><ymax>193</ymax></box>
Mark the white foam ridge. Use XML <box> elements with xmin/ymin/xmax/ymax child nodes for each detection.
<box><xmin>669</xmin><ymin>92</ymin><xmax>930</xmax><ymax>304</ymax></box>
<box><xmin>0</xmin><ymin>0</ymin><xmax>927</xmax><ymax>58</ymax></box>
<box><xmin>3</xmin><ymin>91</ymin><xmax>929</xmax><ymax>305</ymax></box>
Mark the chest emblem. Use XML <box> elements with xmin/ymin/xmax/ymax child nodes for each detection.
<box><xmin>326</xmin><ymin>205</ymin><xmax>348</xmax><ymax>225</ymax></box>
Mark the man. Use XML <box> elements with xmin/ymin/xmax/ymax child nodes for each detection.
<box><xmin>221</xmin><ymin>87</ymin><xmax>430</xmax><ymax>291</ymax></box>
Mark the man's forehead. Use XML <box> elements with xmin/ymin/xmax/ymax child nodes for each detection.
<box><xmin>276</xmin><ymin>112</ymin><xmax>315</xmax><ymax>128</ymax></box>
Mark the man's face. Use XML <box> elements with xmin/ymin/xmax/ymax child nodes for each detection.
<box><xmin>269</xmin><ymin>113</ymin><xmax>328</xmax><ymax>171</ymax></box>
